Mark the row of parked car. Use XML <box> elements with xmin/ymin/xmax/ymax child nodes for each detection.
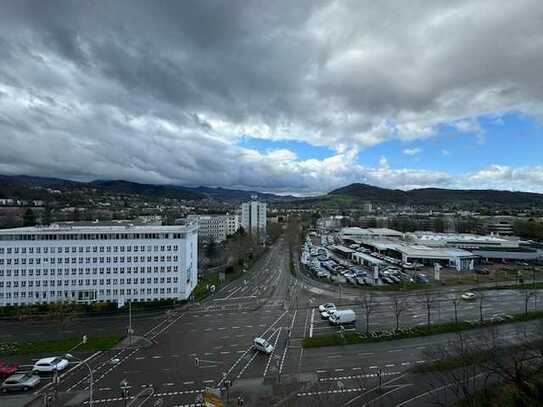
<box><xmin>0</xmin><ymin>357</ymin><xmax>69</xmax><ymax>393</ymax></box>
<box><xmin>310</xmin><ymin>257</ymin><xmax>430</xmax><ymax>286</ymax></box>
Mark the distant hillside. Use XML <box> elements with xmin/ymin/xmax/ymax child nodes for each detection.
<box><xmin>0</xmin><ymin>174</ymin><xmax>291</xmax><ymax>203</ymax></box>
<box><xmin>329</xmin><ymin>183</ymin><xmax>543</xmax><ymax>206</ymax></box>
<box><xmin>90</xmin><ymin>180</ymin><xmax>206</xmax><ymax>201</ymax></box>
<box><xmin>191</xmin><ymin>186</ymin><xmax>296</xmax><ymax>202</ymax></box>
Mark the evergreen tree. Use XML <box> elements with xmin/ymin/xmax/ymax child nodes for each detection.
<box><xmin>23</xmin><ymin>208</ymin><xmax>36</xmax><ymax>226</ymax></box>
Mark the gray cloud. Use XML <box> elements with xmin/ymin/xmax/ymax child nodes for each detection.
<box><xmin>0</xmin><ymin>1</ymin><xmax>542</xmax><ymax>193</ymax></box>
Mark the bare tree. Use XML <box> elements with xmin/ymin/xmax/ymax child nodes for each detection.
<box><xmin>524</xmin><ymin>290</ymin><xmax>536</xmax><ymax>316</ymax></box>
<box><xmin>451</xmin><ymin>296</ymin><xmax>460</xmax><ymax>325</ymax></box>
<box><xmin>478</xmin><ymin>291</ymin><xmax>485</xmax><ymax>323</ymax></box>
<box><xmin>421</xmin><ymin>290</ymin><xmax>435</xmax><ymax>329</ymax></box>
<box><xmin>390</xmin><ymin>295</ymin><xmax>409</xmax><ymax>331</ymax></box>
<box><xmin>361</xmin><ymin>293</ymin><xmax>377</xmax><ymax>334</ymax></box>
<box><xmin>424</xmin><ymin>331</ymin><xmax>494</xmax><ymax>407</ymax></box>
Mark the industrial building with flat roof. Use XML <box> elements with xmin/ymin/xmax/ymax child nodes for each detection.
<box><xmin>0</xmin><ymin>222</ymin><xmax>198</xmax><ymax>307</ymax></box>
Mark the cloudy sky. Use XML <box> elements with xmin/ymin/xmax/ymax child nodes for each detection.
<box><xmin>1</xmin><ymin>1</ymin><xmax>543</xmax><ymax>195</ymax></box>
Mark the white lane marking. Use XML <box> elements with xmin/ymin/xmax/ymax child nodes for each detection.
<box><xmin>309</xmin><ymin>308</ymin><xmax>315</xmax><ymax>338</ymax></box>
<box><xmin>183</xmin><ymin>381</ymin><xmax>195</xmax><ymax>385</ymax></box>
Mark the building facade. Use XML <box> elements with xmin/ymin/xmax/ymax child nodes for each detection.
<box><xmin>241</xmin><ymin>198</ymin><xmax>267</xmax><ymax>235</ymax></box>
<box><xmin>187</xmin><ymin>214</ymin><xmax>239</xmax><ymax>243</ymax></box>
<box><xmin>0</xmin><ymin>223</ymin><xmax>198</xmax><ymax>307</ymax></box>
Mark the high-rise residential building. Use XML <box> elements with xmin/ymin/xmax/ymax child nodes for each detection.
<box><xmin>0</xmin><ymin>222</ymin><xmax>198</xmax><ymax>307</ymax></box>
<box><xmin>186</xmin><ymin>214</ymin><xmax>239</xmax><ymax>243</ymax></box>
<box><xmin>241</xmin><ymin>196</ymin><xmax>267</xmax><ymax>235</ymax></box>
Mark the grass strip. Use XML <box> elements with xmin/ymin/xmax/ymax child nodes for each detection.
<box><xmin>0</xmin><ymin>335</ymin><xmax>123</xmax><ymax>356</ymax></box>
<box><xmin>475</xmin><ymin>282</ymin><xmax>543</xmax><ymax>291</ymax></box>
<box><xmin>302</xmin><ymin>311</ymin><xmax>543</xmax><ymax>348</ymax></box>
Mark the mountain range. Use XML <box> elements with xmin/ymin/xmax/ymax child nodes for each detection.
<box><xmin>328</xmin><ymin>183</ymin><xmax>543</xmax><ymax>206</ymax></box>
<box><xmin>0</xmin><ymin>175</ymin><xmax>294</xmax><ymax>203</ymax></box>
<box><xmin>1</xmin><ymin>175</ymin><xmax>543</xmax><ymax>207</ymax></box>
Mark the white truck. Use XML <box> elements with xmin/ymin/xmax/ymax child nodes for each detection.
<box><xmin>328</xmin><ymin>309</ymin><xmax>356</xmax><ymax>325</ymax></box>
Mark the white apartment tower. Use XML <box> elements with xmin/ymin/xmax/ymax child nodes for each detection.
<box><xmin>241</xmin><ymin>196</ymin><xmax>267</xmax><ymax>235</ymax></box>
<box><xmin>0</xmin><ymin>222</ymin><xmax>198</xmax><ymax>307</ymax></box>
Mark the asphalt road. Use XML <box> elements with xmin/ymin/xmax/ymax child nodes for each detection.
<box><xmin>4</xmin><ymin>237</ymin><xmax>543</xmax><ymax>407</ymax></box>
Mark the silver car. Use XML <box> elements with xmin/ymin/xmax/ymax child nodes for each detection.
<box><xmin>0</xmin><ymin>373</ymin><xmax>40</xmax><ymax>393</ymax></box>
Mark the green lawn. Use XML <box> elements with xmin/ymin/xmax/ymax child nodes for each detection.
<box><xmin>0</xmin><ymin>335</ymin><xmax>123</xmax><ymax>356</ymax></box>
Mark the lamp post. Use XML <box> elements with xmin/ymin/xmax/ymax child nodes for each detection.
<box><xmin>120</xmin><ymin>379</ymin><xmax>129</xmax><ymax>407</ymax></box>
<box><xmin>65</xmin><ymin>353</ymin><xmax>93</xmax><ymax>407</ymax></box>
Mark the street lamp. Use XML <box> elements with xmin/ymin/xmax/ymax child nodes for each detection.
<box><xmin>120</xmin><ymin>379</ymin><xmax>130</xmax><ymax>407</ymax></box>
<box><xmin>65</xmin><ymin>353</ymin><xmax>93</xmax><ymax>407</ymax></box>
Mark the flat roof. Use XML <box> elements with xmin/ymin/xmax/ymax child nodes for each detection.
<box><xmin>0</xmin><ymin>223</ymin><xmax>197</xmax><ymax>234</ymax></box>
<box><xmin>412</xmin><ymin>232</ymin><xmax>512</xmax><ymax>243</ymax></box>
<box><xmin>352</xmin><ymin>251</ymin><xmax>386</xmax><ymax>265</ymax></box>
<box><xmin>367</xmin><ymin>228</ymin><xmax>403</xmax><ymax>236</ymax></box>
<box><xmin>331</xmin><ymin>245</ymin><xmax>355</xmax><ymax>254</ymax></box>
<box><xmin>396</xmin><ymin>244</ymin><xmax>475</xmax><ymax>259</ymax></box>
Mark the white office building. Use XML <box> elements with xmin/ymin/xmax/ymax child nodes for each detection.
<box><xmin>0</xmin><ymin>222</ymin><xmax>198</xmax><ymax>307</ymax></box>
<box><xmin>187</xmin><ymin>214</ymin><xmax>239</xmax><ymax>243</ymax></box>
<box><xmin>241</xmin><ymin>197</ymin><xmax>267</xmax><ymax>235</ymax></box>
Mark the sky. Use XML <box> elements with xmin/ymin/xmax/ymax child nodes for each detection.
<box><xmin>0</xmin><ymin>1</ymin><xmax>542</xmax><ymax>195</ymax></box>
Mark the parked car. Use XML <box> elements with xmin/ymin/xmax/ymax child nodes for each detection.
<box><xmin>0</xmin><ymin>373</ymin><xmax>40</xmax><ymax>393</ymax></box>
<box><xmin>32</xmin><ymin>357</ymin><xmax>69</xmax><ymax>373</ymax></box>
<box><xmin>318</xmin><ymin>303</ymin><xmax>336</xmax><ymax>312</ymax></box>
<box><xmin>253</xmin><ymin>337</ymin><xmax>274</xmax><ymax>354</ymax></box>
<box><xmin>416</xmin><ymin>273</ymin><xmax>430</xmax><ymax>284</ymax></box>
<box><xmin>0</xmin><ymin>361</ymin><xmax>18</xmax><ymax>380</ymax></box>
<box><xmin>321</xmin><ymin>308</ymin><xmax>336</xmax><ymax>319</ymax></box>
<box><xmin>461</xmin><ymin>292</ymin><xmax>477</xmax><ymax>301</ymax></box>
<box><xmin>329</xmin><ymin>309</ymin><xmax>356</xmax><ymax>325</ymax></box>
<box><xmin>490</xmin><ymin>313</ymin><xmax>514</xmax><ymax>323</ymax></box>
<box><xmin>355</xmin><ymin>277</ymin><xmax>366</xmax><ymax>285</ymax></box>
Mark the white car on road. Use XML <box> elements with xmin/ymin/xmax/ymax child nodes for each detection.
<box><xmin>461</xmin><ymin>292</ymin><xmax>477</xmax><ymax>301</ymax></box>
<box><xmin>253</xmin><ymin>337</ymin><xmax>274</xmax><ymax>354</ymax></box>
<box><xmin>33</xmin><ymin>357</ymin><xmax>69</xmax><ymax>373</ymax></box>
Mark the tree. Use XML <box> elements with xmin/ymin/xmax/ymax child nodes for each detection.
<box><xmin>391</xmin><ymin>295</ymin><xmax>409</xmax><ymax>331</ymax></box>
<box><xmin>22</xmin><ymin>208</ymin><xmax>36</xmax><ymax>226</ymax></box>
<box><xmin>452</xmin><ymin>296</ymin><xmax>460</xmax><ymax>325</ymax></box>
<box><xmin>479</xmin><ymin>292</ymin><xmax>485</xmax><ymax>323</ymax></box>
<box><xmin>433</xmin><ymin>217</ymin><xmax>446</xmax><ymax>233</ymax></box>
<box><xmin>361</xmin><ymin>293</ymin><xmax>377</xmax><ymax>334</ymax></box>
<box><xmin>421</xmin><ymin>290</ymin><xmax>435</xmax><ymax>329</ymax></box>
<box><xmin>42</xmin><ymin>204</ymin><xmax>52</xmax><ymax>225</ymax></box>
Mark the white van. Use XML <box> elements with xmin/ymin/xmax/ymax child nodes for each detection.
<box><xmin>329</xmin><ymin>309</ymin><xmax>356</xmax><ymax>325</ymax></box>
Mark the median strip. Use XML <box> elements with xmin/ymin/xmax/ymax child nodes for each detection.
<box><xmin>302</xmin><ymin>310</ymin><xmax>543</xmax><ymax>348</ymax></box>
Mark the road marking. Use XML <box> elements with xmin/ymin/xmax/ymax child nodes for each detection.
<box><xmin>386</xmin><ymin>364</ymin><xmax>395</xmax><ymax>367</ymax></box>
<box><xmin>334</xmin><ymin>368</ymin><xmax>344</xmax><ymax>372</ymax></box>
<box><xmin>316</xmin><ymin>370</ymin><xmax>327</xmax><ymax>373</ymax></box>
<box><xmin>152</xmin><ymin>356</ymin><xmax>162</xmax><ymax>359</ymax></box>
<box><xmin>401</xmin><ymin>362</ymin><xmax>411</xmax><ymax>366</ymax></box>
<box><xmin>164</xmin><ymin>383</ymin><xmax>174</xmax><ymax>386</ymax></box>
<box><xmin>320</xmin><ymin>371</ymin><xmax>401</xmax><ymax>382</ymax></box>
<box><xmin>388</xmin><ymin>349</ymin><xmax>403</xmax><ymax>353</ymax></box>
<box><xmin>298</xmin><ymin>387</ymin><xmax>365</xmax><ymax>396</ymax></box>
<box><xmin>369</xmin><ymin>366</ymin><xmax>378</xmax><ymax>369</ymax></box>
<box><xmin>352</xmin><ymin>367</ymin><xmax>362</xmax><ymax>371</ymax></box>
<box><xmin>203</xmin><ymin>380</ymin><xmax>214</xmax><ymax>384</ymax></box>
<box><xmin>309</xmin><ymin>308</ymin><xmax>315</xmax><ymax>338</ymax></box>
<box><xmin>183</xmin><ymin>381</ymin><xmax>195</xmax><ymax>385</ymax></box>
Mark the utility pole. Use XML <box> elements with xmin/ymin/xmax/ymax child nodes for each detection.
<box><xmin>128</xmin><ymin>301</ymin><xmax>133</xmax><ymax>347</ymax></box>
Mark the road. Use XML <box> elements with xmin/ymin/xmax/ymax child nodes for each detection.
<box><xmin>4</xmin><ymin>237</ymin><xmax>543</xmax><ymax>406</ymax></box>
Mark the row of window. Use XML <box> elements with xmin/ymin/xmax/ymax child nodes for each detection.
<box><xmin>0</xmin><ymin>232</ymin><xmax>189</xmax><ymax>242</ymax></box>
<box><xmin>0</xmin><ymin>255</ymin><xmax>180</xmax><ymax>266</ymax></box>
<box><xmin>0</xmin><ymin>245</ymin><xmax>180</xmax><ymax>255</ymax></box>
<box><xmin>0</xmin><ymin>287</ymin><xmax>179</xmax><ymax>300</ymax></box>
<box><xmin>0</xmin><ymin>266</ymin><xmax>183</xmax><ymax>277</ymax></box>
<box><xmin>0</xmin><ymin>276</ymin><xmax>179</xmax><ymax>288</ymax></box>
